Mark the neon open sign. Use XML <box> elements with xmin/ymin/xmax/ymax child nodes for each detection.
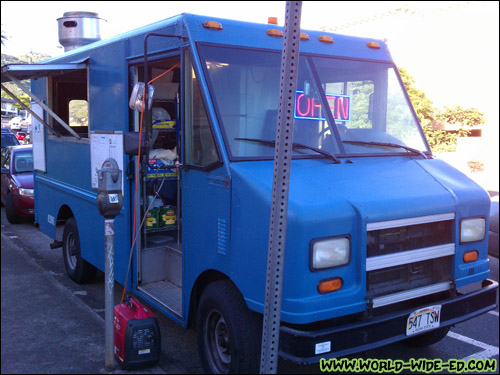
<box><xmin>295</xmin><ymin>91</ymin><xmax>351</xmax><ymax>121</ymax></box>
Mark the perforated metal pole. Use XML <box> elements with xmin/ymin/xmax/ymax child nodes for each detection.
<box><xmin>104</xmin><ymin>218</ymin><xmax>115</xmax><ymax>370</ymax></box>
<box><xmin>260</xmin><ymin>2</ymin><xmax>302</xmax><ymax>374</ymax></box>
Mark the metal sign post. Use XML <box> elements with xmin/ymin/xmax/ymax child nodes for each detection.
<box><xmin>96</xmin><ymin>158</ymin><xmax>124</xmax><ymax>370</ymax></box>
<box><xmin>260</xmin><ymin>2</ymin><xmax>302</xmax><ymax>374</ymax></box>
<box><xmin>104</xmin><ymin>219</ymin><xmax>116</xmax><ymax>370</ymax></box>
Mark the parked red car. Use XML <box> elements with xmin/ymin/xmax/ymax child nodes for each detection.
<box><xmin>15</xmin><ymin>131</ymin><xmax>27</xmax><ymax>141</ymax></box>
<box><xmin>1</xmin><ymin>145</ymin><xmax>34</xmax><ymax>223</ymax></box>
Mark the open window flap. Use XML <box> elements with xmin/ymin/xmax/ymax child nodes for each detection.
<box><xmin>1</xmin><ymin>63</ymin><xmax>87</xmax><ymax>83</ymax></box>
<box><xmin>0</xmin><ymin>83</ymin><xmax>60</xmax><ymax>137</ymax></box>
<box><xmin>1</xmin><ymin>63</ymin><xmax>88</xmax><ymax>139</ymax></box>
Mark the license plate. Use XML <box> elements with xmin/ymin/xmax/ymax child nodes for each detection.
<box><xmin>406</xmin><ymin>305</ymin><xmax>442</xmax><ymax>336</ymax></box>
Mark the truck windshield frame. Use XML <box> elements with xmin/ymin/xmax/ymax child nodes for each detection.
<box><xmin>198</xmin><ymin>43</ymin><xmax>431</xmax><ymax>161</ymax></box>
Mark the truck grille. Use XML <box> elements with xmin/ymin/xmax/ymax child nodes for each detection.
<box><xmin>367</xmin><ymin>257</ymin><xmax>452</xmax><ymax>298</ymax></box>
<box><xmin>366</xmin><ymin>213</ymin><xmax>455</xmax><ymax>306</ymax></box>
<box><xmin>367</xmin><ymin>220</ymin><xmax>452</xmax><ymax>258</ymax></box>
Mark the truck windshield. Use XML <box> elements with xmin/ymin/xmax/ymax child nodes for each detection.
<box><xmin>199</xmin><ymin>44</ymin><xmax>429</xmax><ymax>160</ymax></box>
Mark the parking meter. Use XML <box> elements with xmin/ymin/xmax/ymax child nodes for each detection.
<box><xmin>96</xmin><ymin>158</ymin><xmax>124</xmax><ymax>219</ymax></box>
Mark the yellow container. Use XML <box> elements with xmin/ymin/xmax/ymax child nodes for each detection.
<box><xmin>160</xmin><ymin>206</ymin><xmax>176</xmax><ymax>227</ymax></box>
<box><xmin>146</xmin><ymin>208</ymin><xmax>159</xmax><ymax>229</ymax></box>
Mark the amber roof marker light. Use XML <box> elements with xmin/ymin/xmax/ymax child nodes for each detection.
<box><xmin>268</xmin><ymin>17</ymin><xmax>278</xmax><ymax>25</ymax></box>
<box><xmin>318</xmin><ymin>35</ymin><xmax>334</xmax><ymax>44</ymax></box>
<box><xmin>266</xmin><ymin>29</ymin><xmax>283</xmax><ymax>37</ymax></box>
<box><xmin>300</xmin><ymin>32</ymin><xmax>310</xmax><ymax>41</ymax></box>
<box><xmin>367</xmin><ymin>41</ymin><xmax>381</xmax><ymax>49</ymax></box>
<box><xmin>202</xmin><ymin>21</ymin><xmax>223</xmax><ymax>30</ymax></box>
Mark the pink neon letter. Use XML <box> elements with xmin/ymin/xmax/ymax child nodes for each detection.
<box><xmin>338</xmin><ymin>97</ymin><xmax>349</xmax><ymax>120</ymax></box>
<box><xmin>296</xmin><ymin>94</ymin><xmax>310</xmax><ymax>117</ymax></box>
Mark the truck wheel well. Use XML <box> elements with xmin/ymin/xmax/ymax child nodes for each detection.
<box><xmin>57</xmin><ymin>205</ymin><xmax>74</xmax><ymax>222</ymax></box>
<box><xmin>188</xmin><ymin>270</ymin><xmax>233</xmax><ymax>330</ymax></box>
<box><xmin>55</xmin><ymin>205</ymin><xmax>74</xmax><ymax>241</ymax></box>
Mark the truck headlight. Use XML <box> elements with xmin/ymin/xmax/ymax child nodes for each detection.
<box><xmin>311</xmin><ymin>236</ymin><xmax>350</xmax><ymax>270</ymax></box>
<box><xmin>460</xmin><ymin>217</ymin><xmax>486</xmax><ymax>243</ymax></box>
<box><xmin>19</xmin><ymin>188</ymin><xmax>34</xmax><ymax>197</ymax></box>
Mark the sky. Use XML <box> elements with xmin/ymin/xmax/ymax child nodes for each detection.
<box><xmin>1</xmin><ymin>1</ymin><xmax>499</xmax><ymax>131</ymax></box>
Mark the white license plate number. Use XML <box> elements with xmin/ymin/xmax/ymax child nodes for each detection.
<box><xmin>406</xmin><ymin>305</ymin><xmax>442</xmax><ymax>336</ymax></box>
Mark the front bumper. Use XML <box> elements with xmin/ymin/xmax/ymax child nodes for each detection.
<box><xmin>279</xmin><ymin>279</ymin><xmax>498</xmax><ymax>364</ymax></box>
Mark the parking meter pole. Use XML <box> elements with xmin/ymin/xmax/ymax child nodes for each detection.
<box><xmin>96</xmin><ymin>158</ymin><xmax>123</xmax><ymax>371</ymax></box>
<box><xmin>104</xmin><ymin>218</ymin><xmax>115</xmax><ymax>370</ymax></box>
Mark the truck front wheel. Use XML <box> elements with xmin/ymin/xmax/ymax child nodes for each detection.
<box><xmin>62</xmin><ymin>217</ymin><xmax>96</xmax><ymax>283</ymax></box>
<box><xmin>196</xmin><ymin>280</ymin><xmax>261</xmax><ymax>374</ymax></box>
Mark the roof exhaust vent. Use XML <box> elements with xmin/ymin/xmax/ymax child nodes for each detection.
<box><xmin>57</xmin><ymin>11</ymin><xmax>106</xmax><ymax>52</ymax></box>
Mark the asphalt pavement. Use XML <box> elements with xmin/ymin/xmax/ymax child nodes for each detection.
<box><xmin>1</xmin><ymin>233</ymin><xmax>165</xmax><ymax>374</ymax></box>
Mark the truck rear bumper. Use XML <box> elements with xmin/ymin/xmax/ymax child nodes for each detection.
<box><xmin>279</xmin><ymin>279</ymin><xmax>498</xmax><ymax>364</ymax></box>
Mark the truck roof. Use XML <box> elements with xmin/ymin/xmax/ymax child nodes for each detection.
<box><xmin>43</xmin><ymin>13</ymin><xmax>393</xmax><ymax>63</ymax></box>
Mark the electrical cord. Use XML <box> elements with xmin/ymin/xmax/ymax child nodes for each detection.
<box><xmin>115</xmin><ymin>64</ymin><xmax>178</xmax><ymax>320</ymax></box>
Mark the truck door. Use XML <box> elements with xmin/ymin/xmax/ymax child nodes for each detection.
<box><xmin>181</xmin><ymin>51</ymin><xmax>231</xmax><ymax>298</ymax></box>
<box><xmin>132</xmin><ymin>57</ymin><xmax>184</xmax><ymax>319</ymax></box>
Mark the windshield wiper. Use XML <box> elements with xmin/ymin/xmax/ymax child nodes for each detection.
<box><xmin>342</xmin><ymin>140</ymin><xmax>430</xmax><ymax>159</ymax></box>
<box><xmin>235</xmin><ymin>137</ymin><xmax>341</xmax><ymax>164</ymax></box>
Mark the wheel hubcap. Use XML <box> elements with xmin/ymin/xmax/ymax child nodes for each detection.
<box><xmin>65</xmin><ymin>233</ymin><xmax>77</xmax><ymax>270</ymax></box>
<box><xmin>205</xmin><ymin>310</ymin><xmax>231</xmax><ymax>373</ymax></box>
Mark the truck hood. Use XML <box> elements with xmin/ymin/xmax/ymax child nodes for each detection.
<box><xmin>230</xmin><ymin>156</ymin><xmax>490</xmax><ymax>227</ymax></box>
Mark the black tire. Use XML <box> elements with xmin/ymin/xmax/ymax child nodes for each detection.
<box><xmin>62</xmin><ymin>217</ymin><xmax>96</xmax><ymax>283</ymax></box>
<box><xmin>5</xmin><ymin>192</ymin><xmax>21</xmax><ymax>224</ymax></box>
<box><xmin>196</xmin><ymin>280</ymin><xmax>261</xmax><ymax>374</ymax></box>
<box><xmin>405</xmin><ymin>326</ymin><xmax>450</xmax><ymax>347</ymax></box>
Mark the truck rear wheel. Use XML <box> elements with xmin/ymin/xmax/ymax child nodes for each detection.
<box><xmin>196</xmin><ymin>280</ymin><xmax>261</xmax><ymax>374</ymax></box>
<box><xmin>62</xmin><ymin>217</ymin><xmax>96</xmax><ymax>283</ymax></box>
<box><xmin>405</xmin><ymin>326</ymin><xmax>450</xmax><ymax>347</ymax></box>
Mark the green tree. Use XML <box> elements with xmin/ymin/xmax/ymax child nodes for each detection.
<box><xmin>69</xmin><ymin>100</ymin><xmax>89</xmax><ymax>127</ymax></box>
<box><xmin>437</xmin><ymin>105</ymin><xmax>485</xmax><ymax>127</ymax></box>
<box><xmin>398</xmin><ymin>67</ymin><xmax>484</xmax><ymax>153</ymax></box>
<box><xmin>17</xmin><ymin>93</ymin><xmax>31</xmax><ymax>109</ymax></box>
<box><xmin>1</xmin><ymin>52</ymin><xmax>52</xmax><ymax>112</ymax></box>
<box><xmin>398</xmin><ymin>67</ymin><xmax>435</xmax><ymax>127</ymax></box>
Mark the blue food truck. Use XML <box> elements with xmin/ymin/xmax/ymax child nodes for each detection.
<box><xmin>1</xmin><ymin>11</ymin><xmax>497</xmax><ymax>374</ymax></box>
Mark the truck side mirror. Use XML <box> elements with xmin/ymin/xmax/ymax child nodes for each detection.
<box><xmin>129</xmin><ymin>82</ymin><xmax>155</xmax><ymax>112</ymax></box>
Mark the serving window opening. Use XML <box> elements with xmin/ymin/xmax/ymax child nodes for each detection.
<box><xmin>48</xmin><ymin>68</ymin><xmax>89</xmax><ymax>138</ymax></box>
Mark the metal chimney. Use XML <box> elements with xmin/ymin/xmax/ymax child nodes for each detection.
<box><xmin>57</xmin><ymin>11</ymin><xmax>106</xmax><ymax>52</ymax></box>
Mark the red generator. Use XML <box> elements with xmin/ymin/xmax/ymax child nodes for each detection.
<box><xmin>114</xmin><ymin>296</ymin><xmax>161</xmax><ymax>368</ymax></box>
